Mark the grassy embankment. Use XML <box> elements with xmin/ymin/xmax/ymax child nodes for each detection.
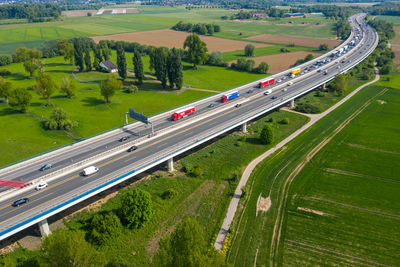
<box><xmin>228</xmin><ymin>74</ymin><xmax>400</xmax><ymax>266</ymax></box>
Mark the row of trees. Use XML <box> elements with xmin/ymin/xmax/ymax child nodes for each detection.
<box><xmin>230</xmin><ymin>58</ymin><xmax>269</xmax><ymax>74</ymax></box>
<box><xmin>292</xmin><ymin>53</ymin><xmax>315</xmax><ymax>67</ymax></box>
<box><xmin>0</xmin><ymin>3</ymin><xmax>61</xmax><ymax>21</ymax></box>
<box><xmin>172</xmin><ymin>21</ymin><xmax>221</xmax><ymax>35</ymax></box>
<box><xmin>335</xmin><ymin>19</ymin><xmax>352</xmax><ymax>40</ymax></box>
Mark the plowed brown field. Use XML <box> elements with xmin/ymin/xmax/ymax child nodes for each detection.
<box><xmin>92</xmin><ymin>29</ymin><xmax>270</xmax><ymax>52</ymax></box>
<box><xmin>228</xmin><ymin>51</ymin><xmax>321</xmax><ymax>73</ymax></box>
<box><xmin>245</xmin><ymin>34</ymin><xmax>341</xmax><ymax>49</ymax></box>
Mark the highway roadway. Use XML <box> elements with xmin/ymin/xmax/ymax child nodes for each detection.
<box><xmin>0</xmin><ymin>13</ymin><xmax>378</xmax><ymax>240</ymax></box>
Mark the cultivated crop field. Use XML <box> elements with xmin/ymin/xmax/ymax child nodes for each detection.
<box><xmin>228</xmin><ymin>51</ymin><xmax>321</xmax><ymax>73</ymax></box>
<box><xmin>245</xmin><ymin>34</ymin><xmax>341</xmax><ymax>49</ymax></box>
<box><xmin>228</xmin><ymin>79</ymin><xmax>400</xmax><ymax>266</ymax></box>
<box><xmin>91</xmin><ymin>29</ymin><xmax>270</xmax><ymax>52</ymax></box>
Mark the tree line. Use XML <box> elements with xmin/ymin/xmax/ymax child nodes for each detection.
<box><xmin>0</xmin><ymin>3</ymin><xmax>61</xmax><ymax>21</ymax></box>
<box><xmin>172</xmin><ymin>21</ymin><xmax>221</xmax><ymax>35</ymax></box>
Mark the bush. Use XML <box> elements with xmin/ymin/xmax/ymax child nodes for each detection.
<box><xmin>0</xmin><ymin>69</ymin><xmax>11</xmax><ymax>76</ymax></box>
<box><xmin>125</xmin><ymin>85</ymin><xmax>138</xmax><ymax>93</ymax></box>
<box><xmin>117</xmin><ymin>188</ymin><xmax>154</xmax><ymax>230</ymax></box>
<box><xmin>244</xmin><ymin>44</ymin><xmax>255</xmax><ymax>57</ymax></box>
<box><xmin>86</xmin><ymin>213</ymin><xmax>122</xmax><ymax>246</ymax></box>
<box><xmin>294</xmin><ymin>103</ymin><xmax>320</xmax><ymax>114</ymax></box>
<box><xmin>162</xmin><ymin>188</ymin><xmax>177</xmax><ymax>200</ymax></box>
<box><xmin>260</xmin><ymin>124</ymin><xmax>274</xmax><ymax>144</ymax></box>
<box><xmin>267</xmin><ymin>117</ymin><xmax>273</xmax><ymax>122</ymax></box>
<box><xmin>279</xmin><ymin>118</ymin><xmax>290</xmax><ymax>124</ymax></box>
<box><xmin>280</xmin><ymin>48</ymin><xmax>290</xmax><ymax>53</ymax></box>
<box><xmin>253</xmin><ymin>61</ymin><xmax>269</xmax><ymax>74</ymax></box>
<box><xmin>0</xmin><ymin>55</ymin><xmax>12</xmax><ymax>66</ymax></box>
<box><xmin>44</xmin><ymin>108</ymin><xmax>77</xmax><ymax>130</ymax></box>
<box><xmin>315</xmin><ymin>91</ymin><xmax>325</xmax><ymax>97</ymax></box>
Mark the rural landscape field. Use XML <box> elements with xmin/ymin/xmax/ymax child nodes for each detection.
<box><xmin>0</xmin><ymin>2</ymin><xmax>399</xmax><ymax>267</ymax></box>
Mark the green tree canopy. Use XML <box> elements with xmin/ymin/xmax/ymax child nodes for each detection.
<box><xmin>154</xmin><ymin>217</ymin><xmax>226</xmax><ymax>267</ymax></box>
<box><xmin>183</xmin><ymin>33</ymin><xmax>208</xmax><ymax>69</ymax></box>
<box><xmin>117</xmin><ymin>42</ymin><xmax>127</xmax><ymax>80</ymax></box>
<box><xmin>0</xmin><ymin>76</ymin><xmax>12</xmax><ymax>104</ymax></box>
<box><xmin>132</xmin><ymin>49</ymin><xmax>144</xmax><ymax>85</ymax></box>
<box><xmin>117</xmin><ymin>188</ymin><xmax>153</xmax><ymax>230</ymax></box>
<box><xmin>57</xmin><ymin>39</ymin><xmax>74</xmax><ymax>64</ymax></box>
<box><xmin>8</xmin><ymin>87</ymin><xmax>32</xmax><ymax>113</ymax></box>
<box><xmin>42</xmin><ymin>229</ymin><xmax>105</xmax><ymax>267</ymax></box>
<box><xmin>260</xmin><ymin>124</ymin><xmax>274</xmax><ymax>145</ymax></box>
<box><xmin>244</xmin><ymin>44</ymin><xmax>255</xmax><ymax>57</ymax></box>
<box><xmin>99</xmin><ymin>75</ymin><xmax>122</xmax><ymax>103</ymax></box>
<box><xmin>87</xmin><ymin>213</ymin><xmax>122</xmax><ymax>246</ymax></box>
<box><xmin>59</xmin><ymin>76</ymin><xmax>76</xmax><ymax>98</ymax></box>
<box><xmin>33</xmin><ymin>72</ymin><xmax>56</xmax><ymax>106</ymax></box>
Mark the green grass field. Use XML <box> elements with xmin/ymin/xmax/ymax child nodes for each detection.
<box><xmin>228</xmin><ymin>76</ymin><xmax>400</xmax><ymax>266</ymax></box>
<box><xmin>376</xmin><ymin>15</ymin><xmax>400</xmax><ymax>25</ymax></box>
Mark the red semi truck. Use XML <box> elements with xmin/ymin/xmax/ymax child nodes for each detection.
<box><xmin>172</xmin><ymin>106</ymin><xmax>195</xmax><ymax>121</ymax></box>
<box><xmin>258</xmin><ymin>78</ymin><xmax>275</xmax><ymax>88</ymax></box>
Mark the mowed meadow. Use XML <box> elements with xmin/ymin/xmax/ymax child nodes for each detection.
<box><xmin>228</xmin><ymin>76</ymin><xmax>400</xmax><ymax>266</ymax></box>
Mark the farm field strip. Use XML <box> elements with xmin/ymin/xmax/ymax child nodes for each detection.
<box><xmin>228</xmin><ymin>77</ymin><xmax>400</xmax><ymax>266</ymax></box>
<box><xmin>245</xmin><ymin>34</ymin><xmax>341</xmax><ymax>49</ymax></box>
<box><xmin>228</xmin><ymin>51</ymin><xmax>322</xmax><ymax>74</ymax></box>
<box><xmin>91</xmin><ymin>29</ymin><xmax>270</xmax><ymax>53</ymax></box>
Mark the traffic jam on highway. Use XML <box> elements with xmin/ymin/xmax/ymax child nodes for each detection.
<box><xmin>167</xmin><ymin>30</ymin><xmax>364</xmax><ymax>121</ymax></box>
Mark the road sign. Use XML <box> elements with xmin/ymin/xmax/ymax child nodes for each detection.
<box><xmin>129</xmin><ymin>108</ymin><xmax>148</xmax><ymax>124</ymax></box>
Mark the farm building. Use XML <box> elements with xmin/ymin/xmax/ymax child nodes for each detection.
<box><xmin>100</xmin><ymin>60</ymin><xmax>118</xmax><ymax>73</ymax></box>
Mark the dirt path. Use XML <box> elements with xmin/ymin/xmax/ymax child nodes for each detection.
<box><xmin>215</xmin><ymin>67</ymin><xmax>380</xmax><ymax>253</ymax></box>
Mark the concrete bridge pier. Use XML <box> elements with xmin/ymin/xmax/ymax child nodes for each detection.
<box><xmin>167</xmin><ymin>158</ymin><xmax>174</xmax><ymax>172</ymax></box>
<box><xmin>289</xmin><ymin>99</ymin><xmax>295</xmax><ymax>108</ymax></box>
<box><xmin>322</xmin><ymin>83</ymin><xmax>327</xmax><ymax>91</ymax></box>
<box><xmin>38</xmin><ymin>219</ymin><xmax>51</xmax><ymax>237</ymax></box>
<box><xmin>242</xmin><ymin>122</ymin><xmax>247</xmax><ymax>133</ymax></box>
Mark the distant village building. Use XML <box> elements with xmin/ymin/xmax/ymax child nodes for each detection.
<box><xmin>284</xmin><ymin>12</ymin><xmax>305</xmax><ymax>18</ymax></box>
<box><xmin>252</xmin><ymin>12</ymin><xmax>266</xmax><ymax>18</ymax></box>
<box><xmin>100</xmin><ymin>60</ymin><xmax>118</xmax><ymax>73</ymax></box>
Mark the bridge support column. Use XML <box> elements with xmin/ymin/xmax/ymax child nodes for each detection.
<box><xmin>38</xmin><ymin>219</ymin><xmax>51</xmax><ymax>237</ymax></box>
<box><xmin>322</xmin><ymin>83</ymin><xmax>327</xmax><ymax>91</ymax></box>
<box><xmin>242</xmin><ymin>122</ymin><xmax>247</xmax><ymax>133</ymax></box>
<box><xmin>167</xmin><ymin>158</ymin><xmax>174</xmax><ymax>172</ymax></box>
<box><xmin>289</xmin><ymin>99</ymin><xmax>295</xmax><ymax>108</ymax></box>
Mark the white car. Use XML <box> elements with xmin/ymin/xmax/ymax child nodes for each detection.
<box><xmin>35</xmin><ymin>182</ymin><xmax>48</xmax><ymax>190</ymax></box>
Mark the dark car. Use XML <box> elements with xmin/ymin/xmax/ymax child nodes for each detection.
<box><xmin>119</xmin><ymin>136</ymin><xmax>130</xmax><ymax>142</ymax></box>
<box><xmin>247</xmin><ymin>89</ymin><xmax>253</xmax><ymax>94</ymax></box>
<box><xmin>208</xmin><ymin>103</ymin><xmax>215</xmax><ymax>108</ymax></box>
<box><xmin>39</xmin><ymin>163</ymin><xmax>52</xmax><ymax>171</ymax></box>
<box><xmin>127</xmin><ymin>145</ymin><xmax>138</xmax><ymax>152</ymax></box>
<box><xmin>271</xmin><ymin>96</ymin><xmax>277</xmax><ymax>99</ymax></box>
<box><xmin>12</xmin><ymin>198</ymin><xmax>29</xmax><ymax>207</ymax></box>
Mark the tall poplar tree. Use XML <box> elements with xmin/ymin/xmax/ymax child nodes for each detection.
<box><xmin>132</xmin><ymin>49</ymin><xmax>144</xmax><ymax>85</ymax></box>
<box><xmin>167</xmin><ymin>48</ymin><xmax>183</xmax><ymax>89</ymax></box>
<box><xmin>116</xmin><ymin>42</ymin><xmax>127</xmax><ymax>80</ymax></box>
<box><xmin>73</xmin><ymin>38</ymin><xmax>84</xmax><ymax>72</ymax></box>
<box><xmin>154</xmin><ymin>47</ymin><xmax>168</xmax><ymax>89</ymax></box>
